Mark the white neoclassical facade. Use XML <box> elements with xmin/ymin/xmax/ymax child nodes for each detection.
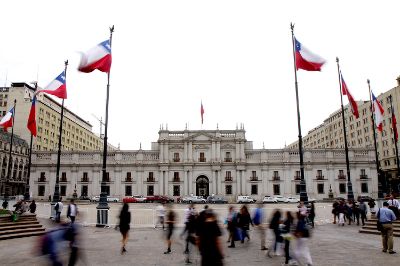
<box><xmin>30</xmin><ymin>128</ymin><xmax>378</xmax><ymax>201</ymax></box>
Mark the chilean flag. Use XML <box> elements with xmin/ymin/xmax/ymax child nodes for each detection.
<box><xmin>27</xmin><ymin>96</ymin><xmax>37</xmax><ymax>136</ymax></box>
<box><xmin>372</xmin><ymin>92</ymin><xmax>384</xmax><ymax>132</ymax></box>
<box><xmin>341</xmin><ymin>73</ymin><xmax>359</xmax><ymax>118</ymax></box>
<box><xmin>294</xmin><ymin>37</ymin><xmax>326</xmax><ymax>71</ymax></box>
<box><xmin>392</xmin><ymin>107</ymin><xmax>398</xmax><ymax>142</ymax></box>
<box><xmin>78</xmin><ymin>40</ymin><xmax>112</xmax><ymax>73</ymax></box>
<box><xmin>37</xmin><ymin>71</ymin><xmax>67</xmax><ymax>99</ymax></box>
<box><xmin>0</xmin><ymin>107</ymin><xmax>14</xmax><ymax>131</ymax></box>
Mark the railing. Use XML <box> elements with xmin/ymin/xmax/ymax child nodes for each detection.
<box><xmin>173</xmin><ymin>158</ymin><xmax>180</xmax><ymax>162</ymax></box>
<box><xmin>225</xmin><ymin>177</ymin><xmax>232</xmax><ymax>181</ymax></box>
<box><xmin>316</xmin><ymin>176</ymin><xmax>324</xmax><ymax>180</ymax></box>
<box><xmin>147</xmin><ymin>178</ymin><xmax>155</xmax><ymax>182</ymax></box>
<box><xmin>172</xmin><ymin>178</ymin><xmax>181</xmax><ymax>182</ymax></box>
<box><xmin>294</xmin><ymin>176</ymin><xmax>301</xmax><ymax>180</ymax></box>
<box><xmin>224</xmin><ymin>158</ymin><xmax>232</xmax><ymax>162</ymax></box>
<box><xmin>199</xmin><ymin>158</ymin><xmax>206</xmax><ymax>162</ymax></box>
<box><xmin>81</xmin><ymin>177</ymin><xmax>89</xmax><ymax>182</ymax></box>
<box><xmin>338</xmin><ymin>175</ymin><xmax>346</xmax><ymax>180</ymax></box>
<box><xmin>250</xmin><ymin>177</ymin><xmax>258</xmax><ymax>181</ymax></box>
<box><xmin>272</xmin><ymin>176</ymin><xmax>280</xmax><ymax>181</ymax></box>
<box><xmin>38</xmin><ymin>177</ymin><xmax>46</xmax><ymax>182</ymax></box>
<box><xmin>60</xmin><ymin>178</ymin><xmax>68</xmax><ymax>182</ymax></box>
<box><xmin>125</xmin><ymin>177</ymin><xmax>132</xmax><ymax>182</ymax></box>
<box><xmin>360</xmin><ymin>174</ymin><xmax>368</xmax><ymax>179</ymax></box>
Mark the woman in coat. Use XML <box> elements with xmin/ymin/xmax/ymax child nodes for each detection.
<box><xmin>119</xmin><ymin>203</ymin><xmax>131</xmax><ymax>254</ymax></box>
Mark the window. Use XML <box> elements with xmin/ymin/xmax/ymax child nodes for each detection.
<box><xmin>173</xmin><ymin>185</ymin><xmax>180</xmax><ymax>196</ymax></box>
<box><xmin>173</xmin><ymin>172</ymin><xmax>180</xmax><ymax>181</ymax></box>
<box><xmin>273</xmin><ymin>184</ymin><xmax>280</xmax><ymax>195</ymax></box>
<box><xmin>147</xmin><ymin>185</ymin><xmax>154</xmax><ymax>196</ymax></box>
<box><xmin>360</xmin><ymin>169</ymin><xmax>367</xmax><ymax>179</ymax></box>
<box><xmin>199</xmin><ymin>152</ymin><xmax>206</xmax><ymax>162</ymax></box>
<box><xmin>126</xmin><ymin>172</ymin><xmax>132</xmax><ymax>182</ymax></box>
<box><xmin>105</xmin><ymin>172</ymin><xmax>110</xmax><ymax>182</ymax></box>
<box><xmin>147</xmin><ymin>172</ymin><xmax>155</xmax><ymax>182</ymax></box>
<box><xmin>225</xmin><ymin>185</ymin><xmax>232</xmax><ymax>195</ymax></box>
<box><xmin>102</xmin><ymin>186</ymin><xmax>110</xmax><ymax>196</ymax></box>
<box><xmin>225</xmin><ymin>171</ymin><xmax>232</xmax><ymax>181</ymax></box>
<box><xmin>339</xmin><ymin>183</ymin><xmax>346</xmax><ymax>193</ymax></box>
<box><xmin>60</xmin><ymin>185</ymin><xmax>66</xmax><ymax>196</ymax></box>
<box><xmin>295</xmin><ymin>184</ymin><xmax>301</xmax><ymax>194</ymax></box>
<box><xmin>38</xmin><ymin>185</ymin><xmax>45</xmax><ymax>196</ymax></box>
<box><xmin>225</xmin><ymin>152</ymin><xmax>232</xmax><ymax>162</ymax></box>
<box><xmin>125</xmin><ymin>186</ymin><xmax>132</xmax><ymax>196</ymax></box>
<box><xmin>273</xmin><ymin>171</ymin><xmax>280</xmax><ymax>180</ymax></box>
<box><xmin>251</xmin><ymin>185</ymin><xmax>258</xmax><ymax>195</ymax></box>
<box><xmin>39</xmin><ymin>172</ymin><xmax>46</xmax><ymax>182</ymax></box>
<box><xmin>82</xmin><ymin>172</ymin><xmax>88</xmax><ymax>182</ymax></box>
<box><xmin>173</xmin><ymin>153</ymin><xmax>180</xmax><ymax>162</ymax></box>
<box><xmin>61</xmin><ymin>172</ymin><xmax>67</xmax><ymax>182</ymax></box>
<box><xmin>338</xmin><ymin>170</ymin><xmax>345</xmax><ymax>179</ymax></box>
<box><xmin>294</xmin><ymin>171</ymin><xmax>300</xmax><ymax>180</ymax></box>
<box><xmin>361</xmin><ymin>183</ymin><xmax>368</xmax><ymax>193</ymax></box>
<box><xmin>81</xmin><ymin>185</ymin><xmax>88</xmax><ymax>196</ymax></box>
<box><xmin>317</xmin><ymin>184</ymin><xmax>324</xmax><ymax>194</ymax></box>
<box><xmin>316</xmin><ymin>170</ymin><xmax>323</xmax><ymax>179</ymax></box>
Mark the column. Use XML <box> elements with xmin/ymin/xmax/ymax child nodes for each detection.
<box><xmin>160</xmin><ymin>142</ymin><xmax>164</xmax><ymax>162</ymax></box>
<box><xmin>164</xmin><ymin>143</ymin><xmax>169</xmax><ymax>163</ymax></box>
<box><xmin>184</xmin><ymin>170</ymin><xmax>188</xmax><ymax>195</ymax></box>
<box><xmin>137</xmin><ymin>171</ymin><xmax>142</xmax><ymax>195</ymax></box>
<box><xmin>215</xmin><ymin>171</ymin><xmax>218</xmax><ymax>195</ymax></box>
<box><xmin>189</xmin><ymin>171</ymin><xmax>193</xmax><ymax>195</ymax></box>
<box><xmin>165</xmin><ymin>171</ymin><xmax>169</xmax><ymax>196</ymax></box>
<box><xmin>217</xmin><ymin>142</ymin><xmax>221</xmax><ymax>161</ymax></box>
<box><xmin>188</xmin><ymin>142</ymin><xmax>192</xmax><ymax>162</ymax></box>
<box><xmin>211</xmin><ymin>141</ymin><xmax>215</xmax><ymax>161</ymax></box>
<box><xmin>212</xmin><ymin>171</ymin><xmax>216</xmax><ymax>195</ymax></box>
<box><xmin>240</xmin><ymin>141</ymin><xmax>245</xmax><ymax>162</ymax></box>
<box><xmin>236</xmin><ymin>170</ymin><xmax>241</xmax><ymax>195</ymax></box>
<box><xmin>183</xmin><ymin>141</ymin><xmax>187</xmax><ymax>162</ymax></box>
<box><xmin>241</xmin><ymin>170</ymin><xmax>246</xmax><ymax>195</ymax></box>
<box><xmin>235</xmin><ymin>142</ymin><xmax>240</xmax><ymax>160</ymax></box>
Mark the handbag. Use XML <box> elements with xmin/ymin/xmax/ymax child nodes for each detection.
<box><xmin>376</xmin><ymin>209</ymin><xmax>383</xmax><ymax>231</ymax></box>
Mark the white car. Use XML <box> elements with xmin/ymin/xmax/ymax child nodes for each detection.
<box><xmin>262</xmin><ymin>196</ymin><xmax>277</xmax><ymax>203</ymax></box>
<box><xmin>273</xmin><ymin>195</ymin><xmax>288</xmax><ymax>203</ymax></box>
<box><xmin>107</xmin><ymin>196</ymin><xmax>120</xmax><ymax>203</ymax></box>
<box><xmin>181</xmin><ymin>195</ymin><xmax>206</xmax><ymax>204</ymax></box>
<box><xmin>286</xmin><ymin>196</ymin><xmax>300</xmax><ymax>203</ymax></box>
<box><xmin>237</xmin><ymin>195</ymin><xmax>256</xmax><ymax>204</ymax></box>
<box><xmin>132</xmin><ymin>195</ymin><xmax>147</xmax><ymax>203</ymax></box>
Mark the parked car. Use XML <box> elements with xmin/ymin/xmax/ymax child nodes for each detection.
<box><xmin>123</xmin><ymin>196</ymin><xmax>138</xmax><ymax>203</ymax></box>
<box><xmin>357</xmin><ymin>195</ymin><xmax>374</xmax><ymax>202</ymax></box>
<box><xmin>273</xmin><ymin>195</ymin><xmax>288</xmax><ymax>203</ymax></box>
<box><xmin>206</xmin><ymin>195</ymin><xmax>228</xmax><ymax>204</ymax></box>
<box><xmin>180</xmin><ymin>195</ymin><xmax>207</xmax><ymax>204</ymax></box>
<box><xmin>91</xmin><ymin>196</ymin><xmax>100</xmax><ymax>202</ymax></box>
<box><xmin>91</xmin><ymin>196</ymin><xmax>120</xmax><ymax>202</ymax></box>
<box><xmin>286</xmin><ymin>196</ymin><xmax>300</xmax><ymax>203</ymax></box>
<box><xmin>146</xmin><ymin>195</ymin><xmax>174</xmax><ymax>203</ymax></box>
<box><xmin>132</xmin><ymin>195</ymin><xmax>147</xmax><ymax>203</ymax></box>
<box><xmin>78</xmin><ymin>195</ymin><xmax>91</xmax><ymax>201</ymax></box>
<box><xmin>262</xmin><ymin>196</ymin><xmax>277</xmax><ymax>203</ymax></box>
<box><xmin>237</xmin><ymin>195</ymin><xmax>256</xmax><ymax>204</ymax></box>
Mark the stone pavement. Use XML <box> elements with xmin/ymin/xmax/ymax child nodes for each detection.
<box><xmin>0</xmin><ymin>218</ymin><xmax>398</xmax><ymax>266</ymax></box>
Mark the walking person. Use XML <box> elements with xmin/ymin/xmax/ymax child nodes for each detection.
<box><xmin>237</xmin><ymin>205</ymin><xmax>253</xmax><ymax>243</ymax></box>
<box><xmin>54</xmin><ymin>199</ymin><xmax>63</xmax><ymax>223</ymax></box>
<box><xmin>353</xmin><ymin>202</ymin><xmax>360</xmax><ymax>226</ymax></box>
<box><xmin>282</xmin><ymin>211</ymin><xmax>296</xmax><ymax>266</ymax></box>
<box><xmin>226</xmin><ymin>206</ymin><xmax>237</xmax><ymax>248</ymax></box>
<box><xmin>268</xmin><ymin>209</ymin><xmax>283</xmax><ymax>257</ymax></box>
<box><xmin>359</xmin><ymin>200</ymin><xmax>367</xmax><ymax>226</ymax></box>
<box><xmin>118</xmin><ymin>203</ymin><xmax>131</xmax><ymax>254</ymax></box>
<box><xmin>164</xmin><ymin>205</ymin><xmax>176</xmax><ymax>254</ymax></box>
<box><xmin>67</xmin><ymin>199</ymin><xmax>78</xmax><ymax>223</ymax></box>
<box><xmin>293</xmin><ymin>212</ymin><xmax>313</xmax><ymax>266</ymax></box>
<box><xmin>308</xmin><ymin>202</ymin><xmax>315</xmax><ymax>228</ymax></box>
<box><xmin>332</xmin><ymin>200</ymin><xmax>339</xmax><ymax>224</ymax></box>
<box><xmin>378</xmin><ymin>201</ymin><xmax>397</xmax><ymax>254</ymax></box>
<box><xmin>368</xmin><ymin>198</ymin><xmax>376</xmax><ymax>215</ymax></box>
<box><xmin>196</xmin><ymin>209</ymin><xmax>224</xmax><ymax>266</ymax></box>
<box><xmin>253</xmin><ymin>203</ymin><xmax>267</xmax><ymax>250</ymax></box>
<box><xmin>29</xmin><ymin>200</ymin><xmax>36</xmax><ymax>214</ymax></box>
<box><xmin>387</xmin><ymin>195</ymin><xmax>400</xmax><ymax>219</ymax></box>
<box><xmin>155</xmin><ymin>202</ymin><xmax>166</xmax><ymax>230</ymax></box>
<box><xmin>337</xmin><ymin>201</ymin><xmax>346</xmax><ymax>226</ymax></box>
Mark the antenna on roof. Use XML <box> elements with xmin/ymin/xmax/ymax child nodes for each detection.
<box><xmin>91</xmin><ymin>114</ymin><xmax>105</xmax><ymax>139</ymax></box>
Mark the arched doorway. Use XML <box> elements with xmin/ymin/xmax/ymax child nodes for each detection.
<box><xmin>196</xmin><ymin>175</ymin><xmax>209</xmax><ymax>197</ymax></box>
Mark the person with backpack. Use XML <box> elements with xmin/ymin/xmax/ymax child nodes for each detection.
<box><xmin>253</xmin><ymin>203</ymin><xmax>267</xmax><ymax>250</ymax></box>
<box><xmin>293</xmin><ymin>211</ymin><xmax>313</xmax><ymax>266</ymax></box>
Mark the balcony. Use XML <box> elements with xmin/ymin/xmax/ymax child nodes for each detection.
<box><xmin>38</xmin><ymin>177</ymin><xmax>46</xmax><ymax>182</ymax></box>
<box><xmin>146</xmin><ymin>178</ymin><xmax>155</xmax><ymax>183</ymax></box>
<box><xmin>125</xmin><ymin>177</ymin><xmax>133</xmax><ymax>182</ymax></box>
<box><xmin>316</xmin><ymin>175</ymin><xmax>325</xmax><ymax>180</ymax></box>
<box><xmin>172</xmin><ymin>178</ymin><xmax>181</xmax><ymax>183</ymax></box>
<box><xmin>225</xmin><ymin>177</ymin><xmax>232</xmax><ymax>182</ymax></box>
<box><xmin>81</xmin><ymin>177</ymin><xmax>89</xmax><ymax>182</ymax></box>
<box><xmin>224</xmin><ymin>158</ymin><xmax>232</xmax><ymax>162</ymax></box>
<box><xmin>294</xmin><ymin>176</ymin><xmax>301</xmax><ymax>181</ymax></box>
<box><xmin>173</xmin><ymin>158</ymin><xmax>180</xmax><ymax>162</ymax></box>
<box><xmin>272</xmin><ymin>176</ymin><xmax>280</xmax><ymax>181</ymax></box>
<box><xmin>338</xmin><ymin>174</ymin><xmax>346</xmax><ymax>180</ymax></box>
<box><xmin>250</xmin><ymin>176</ymin><xmax>259</xmax><ymax>181</ymax></box>
<box><xmin>360</xmin><ymin>174</ymin><xmax>368</xmax><ymax>179</ymax></box>
<box><xmin>198</xmin><ymin>158</ymin><xmax>206</xmax><ymax>162</ymax></box>
<box><xmin>60</xmin><ymin>177</ymin><xmax>68</xmax><ymax>182</ymax></box>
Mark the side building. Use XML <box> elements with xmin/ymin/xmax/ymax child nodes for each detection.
<box><xmin>288</xmin><ymin>76</ymin><xmax>400</xmax><ymax>195</ymax></box>
<box><xmin>31</xmin><ymin>128</ymin><xmax>377</xmax><ymax>201</ymax></box>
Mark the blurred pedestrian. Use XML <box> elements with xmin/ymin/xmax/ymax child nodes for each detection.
<box><xmin>359</xmin><ymin>200</ymin><xmax>367</xmax><ymax>226</ymax></box>
<box><xmin>387</xmin><ymin>195</ymin><xmax>400</xmax><ymax>219</ymax></box>
<box><xmin>282</xmin><ymin>211</ymin><xmax>296</xmax><ymax>266</ymax></box>
<box><xmin>164</xmin><ymin>205</ymin><xmax>176</xmax><ymax>254</ymax></box>
<box><xmin>268</xmin><ymin>209</ymin><xmax>283</xmax><ymax>257</ymax></box>
<box><xmin>67</xmin><ymin>199</ymin><xmax>78</xmax><ymax>223</ymax></box>
<box><xmin>353</xmin><ymin>202</ymin><xmax>360</xmax><ymax>226</ymax></box>
<box><xmin>196</xmin><ymin>209</ymin><xmax>224</xmax><ymax>266</ymax></box>
<box><xmin>118</xmin><ymin>203</ymin><xmax>131</xmax><ymax>254</ymax></box>
<box><xmin>252</xmin><ymin>203</ymin><xmax>267</xmax><ymax>250</ymax></box>
<box><xmin>183</xmin><ymin>204</ymin><xmax>197</xmax><ymax>254</ymax></box>
<box><xmin>237</xmin><ymin>205</ymin><xmax>253</xmax><ymax>243</ymax></box>
<box><xmin>368</xmin><ymin>198</ymin><xmax>376</xmax><ymax>215</ymax></box>
<box><xmin>338</xmin><ymin>200</ymin><xmax>346</xmax><ymax>226</ymax></box>
<box><xmin>293</xmin><ymin>212</ymin><xmax>313</xmax><ymax>266</ymax></box>
<box><xmin>332</xmin><ymin>200</ymin><xmax>339</xmax><ymax>224</ymax></box>
<box><xmin>226</xmin><ymin>206</ymin><xmax>238</xmax><ymax>248</ymax></box>
<box><xmin>29</xmin><ymin>200</ymin><xmax>36</xmax><ymax>214</ymax></box>
<box><xmin>2</xmin><ymin>200</ymin><xmax>8</xmax><ymax>210</ymax></box>
<box><xmin>155</xmin><ymin>202</ymin><xmax>166</xmax><ymax>230</ymax></box>
<box><xmin>54</xmin><ymin>199</ymin><xmax>63</xmax><ymax>223</ymax></box>
<box><xmin>308</xmin><ymin>202</ymin><xmax>315</xmax><ymax>228</ymax></box>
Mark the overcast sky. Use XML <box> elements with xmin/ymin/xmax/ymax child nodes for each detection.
<box><xmin>1</xmin><ymin>1</ymin><xmax>399</xmax><ymax>150</ymax></box>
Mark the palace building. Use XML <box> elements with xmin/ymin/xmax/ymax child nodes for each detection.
<box><xmin>30</xmin><ymin>127</ymin><xmax>377</xmax><ymax>201</ymax></box>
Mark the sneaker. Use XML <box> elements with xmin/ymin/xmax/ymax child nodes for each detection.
<box><xmin>382</xmin><ymin>250</ymin><xmax>387</xmax><ymax>253</ymax></box>
<box><xmin>389</xmin><ymin>251</ymin><xmax>396</xmax><ymax>254</ymax></box>
<box><xmin>164</xmin><ymin>249</ymin><xmax>171</xmax><ymax>254</ymax></box>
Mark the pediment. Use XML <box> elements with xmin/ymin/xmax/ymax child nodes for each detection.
<box><xmin>186</xmin><ymin>132</ymin><xmax>216</xmax><ymax>141</ymax></box>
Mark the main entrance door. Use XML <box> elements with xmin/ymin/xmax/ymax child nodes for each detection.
<box><xmin>196</xmin><ymin>175</ymin><xmax>209</xmax><ymax>197</ymax></box>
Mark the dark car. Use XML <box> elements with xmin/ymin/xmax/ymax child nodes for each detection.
<box><xmin>146</xmin><ymin>195</ymin><xmax>174</xmax><ymax>203</ymax></box>
<box><xmin>206</xmin><ymin>195</ymin><xmax>228</xmax><ymax>204</ymax></box>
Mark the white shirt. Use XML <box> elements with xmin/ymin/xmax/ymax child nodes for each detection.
<box><xmin>387</xmin><ymin>199</ymin><xmax>400</xmax><ymax>209</ymax></box>
<box><xmin>57</xmin><ymin>201</ymin><xmax>63</xmax><ymax>212</ymax></box>
<box><xmin>156</xmin><ymin>205</ymin><xmax>165</xmax><ymax>217</ymax></box>
<box><xmin>69</xmin><ymin>204</ymin><xmax>77</xmax><ymax>216</ymax></box>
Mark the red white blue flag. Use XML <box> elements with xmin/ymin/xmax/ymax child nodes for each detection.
<box><xmin>392</xmin><ymin>107</ymin><xmax>398</xmax><ymax>142</ymax></box>
<box><xmin>27</xmin><ymin>96</ymin><xmax>37</xmax><ymax>136</ymax></box>
<box><xmin>294</xmin><ymin>37</ymin><xmax>326</xmax><ymax>71</ymax></box>
<box><xmin>78</xmin><ymin>40</ymin><xmax>112</xmax><ymax>73</ymax></box>
<box><xmin>341</xmin><ymin>73</ymin><xmax>359</xmax><ymax>118</ymax></box>
<box><xmin>372</xmin><ymin>92</ymin><xmax>384</xmax><ymax>132</ymax></box>
<box><xmin>37</xmin><ymin>71</ymin><xmax>67</xmax><ymax>99</ymax></box>
<box><xmin>0</xmin><ymin>107</ymin><xmax>14</xmax><ymax>131</ymax></box>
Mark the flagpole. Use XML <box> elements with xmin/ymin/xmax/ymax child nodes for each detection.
<box><xmin>3</xmin><ymin>99</ymin><xmax>17</xmax><ymax>206</ymax></box>
<box><xmin>336</xmin><ymin>58</ymin><xmax>354</xmax><ymax>200</ymax></box>
<box><xmin>290</xmin><ymin>23</ymin><xmax>308</xmax><ymax>202</ymax></box>
<box><xmin>97</xmin><ymin>25</ymin><xmax>114</xmax><ymax>227</ymax></box>
<box><xmin>24</xmin><ymin>82</ymin><xmax>37</xmax><ymax>201</ymax></box>
<box><xmin>51</xmin><ymin>60</ymin><xmax>68</xmax><ymax>218</ymax></box>
<box><xmin>367</xmin><ymin>79</ymin><xmax>384</xmax><ymax>198</ymax></box>
<box><xmin>389</xmin><ymin>94</ymin><xmax>400</xmax><ymax>189</ymax></box>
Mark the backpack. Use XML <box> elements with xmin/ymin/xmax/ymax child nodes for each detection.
<box><xmin>253</xmin><ymin>209</ymin><xmax>261</xmax><ymax>225</ymax></box>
